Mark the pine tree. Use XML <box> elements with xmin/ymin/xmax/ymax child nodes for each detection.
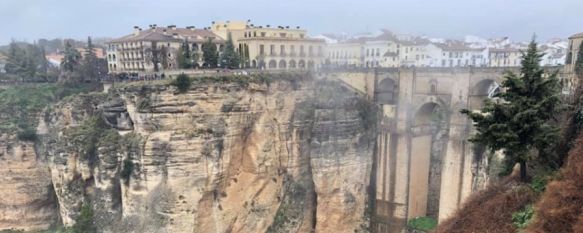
<box><xmin>461</xmin><ymin>39</ymin><xmax>562</xmax><ymax>182</ymax></box>
<box><xmin>62</xmin><ymin>41</ymin><xmax>81</xmax><ymax>72</ymax></box>
<box><xmin>177</xmin><ymin>39</ymin><xmax>192</xmax><ymax>69</ymax></box>
<box><xmin>147</xmin><ymin>42</ymin><xmax>160</xmax><ymax>72</ymax></box>
<box><xmin>5</xmin><ymin>41</ymin><xmax>26</xmax><ymax>77</ymax></box>
<box><xmin>202</xmin><ymin>38</ymin><xmax>218</xmax><ymax>68</ymax></box>
<box><xmin>82</xmin><ymin>37</ymin><xmax>100</xmax><ymax>82</ymax></box>
<box><xmin>160</xmin><ymin>46</ymin><xmax>169</xmax><ymax>69</ymax></box>
<box><xmin>219</xmin><ymin>33</ymin><xmax>240</xmax><ymax>69</ymax></box>
<box><xmin>5</xmin><ymin>41</ymin><xmax>49</xmax><ymax>81</ymax></box>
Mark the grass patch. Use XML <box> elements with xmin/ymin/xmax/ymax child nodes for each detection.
<box><xmin>407</xmin><ymin>216</ymin><xmax>437</xmax><ymax>232</ymax></box>
<box><xmin>512</xmin><ymin>204</ymin><xmax>534</xmax><ymax>229</ymax></box>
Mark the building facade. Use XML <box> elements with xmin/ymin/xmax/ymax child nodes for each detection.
<box><xmin>232</xmin><ymin>24</ymin><xmax>326</xmax><ymax>70</ymax></box>
<box><xmin>564</xmin><ymin>32</ymin><xmax>583</xmax><ymax>92</ymax></box>
<box><xmin>488</xmin><ymin>48</ymin><xmax>522</xmax><ymax>67</ymax></box>
<box><xmin>106</xmin><ymin>25</ymin><xmax>224</xmax><ymax>73</ymax></box>
<box><xmin>327</xmin><ymin>42</ymin><xmax>363</xmax><ymax>67</ymax></box>
<box><xmin>106</xmin><ymin>21</ymin><xmax>325</xmax><ymax>73</ymax></box>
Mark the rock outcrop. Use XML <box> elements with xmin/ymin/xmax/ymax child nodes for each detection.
<box><xmin>5</xmin><ymin>74</ymin><xmax>375</xmax><ymax>233</ymax></box>
<box><xmin>0</xmin><ymin>134</ymin><xmax>58</xmax><ymax>231</ymax></box>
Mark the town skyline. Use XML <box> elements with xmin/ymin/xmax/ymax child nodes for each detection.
<box><xmin>1</xmin><ymin>0</ymin><xmax>582</xmax><ymax>45</ymax></box>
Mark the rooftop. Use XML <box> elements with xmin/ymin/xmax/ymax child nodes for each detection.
<box><xmin>110</xmin><ymin>26</ymin><xmax>224</xmax><ymax>43</ymax></box>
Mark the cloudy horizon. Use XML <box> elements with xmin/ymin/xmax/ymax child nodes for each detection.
<box><xmin>1</xmin><ymin>0</ymin><xmax>582</xmax><ymax>44</ymax></box>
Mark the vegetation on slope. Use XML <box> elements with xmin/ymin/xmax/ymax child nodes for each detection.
<box><xmin>461</xmin><ymin>39</ymin><xmax>562</xmax><ymax>182</ymax></box>
<box><xmin>525</xmin><ymin>133</ymin><xmax>583</xmax><ymax>232</ymax></box>
<box><xmin>434</xmin><ymin>175</ymin><xmax>537</xmax><ymax>233</ymax></box>
<box><xmin>437</xmin><ymin>39</ymin><xmax>583</xmax><ymax>232</ymax></box>
<box><xmin>0</xmin><ymin>83</ymin><xmax>98</xmax><ymax>138</ymax></box>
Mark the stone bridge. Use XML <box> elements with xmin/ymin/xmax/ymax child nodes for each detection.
<box><xmin>318</xmin><ymin>67</ymin><xmax>563</xmax><ymax>233</ymax></box>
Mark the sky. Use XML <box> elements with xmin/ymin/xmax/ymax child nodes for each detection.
<box><xmin>1</xmin><ymin>0</ymin><xmax>582</xmax><ymax>45</ymax></box>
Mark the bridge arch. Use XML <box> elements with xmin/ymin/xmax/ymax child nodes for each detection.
<box><xmin>409</xmin><ymin>99</ymin><xmax>450</xmax><ymax>220</ymax></box>
<box><xmin>376</xmin><ymin>78</ymin><xmax>397</xmax><ymax>104</ymax></box>
<box><xmin>470</xmin><ymin>78</ymin><xmax>499</xmax><ymax>109</ymax></box>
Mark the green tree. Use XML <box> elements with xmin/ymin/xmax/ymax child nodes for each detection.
<box><xmin>160</xmin><ymin>46</ymin><xmax>169</xmax><ymax>69</ymax></box>
<box><xmin>177</xmin><ymin>39</ymin><xmax>192</xmax><ymax>69</ymax></box>
<box><xmin>146</xmin><ymin>41</ymin><xmax>161</xmax><ymax>72</ymax></box>
<box><xmin>72</xmin><ymin>201</ymin><xmax>96</xmax><ymax>233</ymax></box>
<box><xmin>4</xmin><ymin>41</ymin><xmax>48</xmax><ymax>82</ymax></box>
<box><xmin>81</xmin><ymin>37</ymin><xmax>100</xmax><ymax>82</ymax></box>
<box><xmin>61</xmin><ymin>41</ymin><xmax>81</xmax><ymax>73</ymax></box>
<box><xmin>202</xmin><ymin>38</ymin><xmax>218</xmax><ymax>68</ymax></box>
<box><xmin>171</xmin><ymin>73</ymin><xmax>191</xmax><ymax>93</ymax></box>
<box><xmin>191</xmin><ymin>49</ymin><xmax>201</xmax><ymax>68</ymax></box>
<box><xmin>575</xmin><ymin>42</ymin><xmax>583</xmax><ymax>77</ymax></box>
<box><xmin>461</xmin><ymin>39</ymin><xmax>562</xmax><ymax>182</ymax></box>
<box><xmin>219</xmin><ymin>33</ymin><xmax>240</xmax><ymax>69</ymax></box>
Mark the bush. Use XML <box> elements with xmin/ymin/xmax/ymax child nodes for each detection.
<box><xmin>120</xmin><ymin>159</ymin><xmax>134</xmax><ymax>185</ymax></box>
<box><xmin>171</xmin><ymin>74</ymin><xmax>191</xmax><ymax>93</ymax></box>
<box><xmin>17</xmin><ymin>128</ymin><xmax>37</xmax><ymax>141</ymax></box>
<box><xmin>72</xmin><ymin>202</ymin><xmax>96</xmax><ymax>233</ymax></box>
<box><xmin>529</xmin><ymin>174</ymin><xmax>550</xmax><ymax>193</ymax></box>
<box><xmin>407</xmin><ymin>216</ymin><xmax>437</xmax><ymax>232</ymax></box>
<box><xmin>512</xmin><ymin>204</ymin><xmax>534</xmax><ymax>229</ymax></box>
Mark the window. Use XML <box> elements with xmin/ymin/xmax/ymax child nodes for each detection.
<box><xmin>280</xmin><ymin>33</ymin><xmax>287</xmax><ymax>38</ymax></box>
<box><xmin>260</xmin><ymin>44</ymin><xmax>265</xmax><ymax>55</ymax></box>
<box><xmin>309</xmin><ymin>46</ymin><xmax>313</xmax><ymax>56</ymax></box>
<box><xmin>280</xmin><ymin>45</ymin><xmax>285</xmax><ymax>55</ymax></box>
<box><xmin>270</xmin><ymin>45</ymin><xmax>275</xmax><ymax>55</ymax></box>
<box><xmin>261</xmin><ymin>32</ymin><xmax>266</xmax><ymax>37</ymax></box>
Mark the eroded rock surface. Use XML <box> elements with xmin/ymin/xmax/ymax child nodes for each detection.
<box><xmin>0</xmin><ymin>135</ymin><xmax>58</xmax><ymax>231</ymax></box>
<box><xmin>27</xmin><ymin>76</ymin><xmax>375</xmax><ymax>233</ymax></box>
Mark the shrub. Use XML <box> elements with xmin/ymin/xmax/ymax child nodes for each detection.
<box><xmin>137</xmin><ymin>96</ymin><xmax>152</xmax><ymax>112</ymax></box>
<box><xmin>529</xmin><ymin>174</ymin><xmax>550</xmax><ymax>193</ymax></box>
<box><xmin>512</xmin><ymin>204</ymin><xmax>534</xmax><ymax>229</ymax></box>
<box><xmin>407</xmin><ymin>216</ymin><xmax>437</xmax><ymax>232</ymax></box>
<box><xmin>120</xmin><ymin>159</ymin><xmax>134</xmax><ymax>186</ymax></box>
<box><xmin>171</xmin><ymin>74</ymin><xmax>191</xmax><ymax>93</ymax></box>
<box><xmin>72</xmin><ymin>202</ymin><xmax>96</xmax><ymax>233</ymax></box>
<box><xmin>17</xmin><ymin>128</ymin><xmax>37</xmax><ymax>141</ymax></box>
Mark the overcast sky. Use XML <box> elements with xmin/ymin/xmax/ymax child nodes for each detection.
<box><xmin>1</xmin><ymin>0</ymin><xmax>582</xmax><ymax>45</ymax></box>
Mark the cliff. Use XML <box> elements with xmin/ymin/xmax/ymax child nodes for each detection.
<box><xmin>1</xmin><ymin>73</ymin><xmax>376</xmax><ymax>233</ymax></box>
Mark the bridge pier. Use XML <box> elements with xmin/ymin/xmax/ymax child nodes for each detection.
<box><xmin>321</xmin><ymin>67</ymin><xmax>530</xmax><ymax>233</ymax></box>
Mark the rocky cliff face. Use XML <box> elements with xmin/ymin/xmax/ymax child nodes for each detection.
<box><xmin>0</xmin><ymin>134</ymin><xmax>58</xmax><ymax>231</ymax></box>
<box><xmin>5</xmin><ymin>74</ymin><xmax>375</xmax><ymax>233</ymax></box>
